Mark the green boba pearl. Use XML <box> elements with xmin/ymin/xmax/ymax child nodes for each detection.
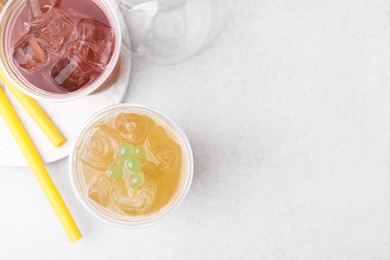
<box><xmin>130</xmin><ymin>172</ymin><xmax>145</xmax><ymax>190</ymax></box>
<box><xmin>106</xmin><ymin>165</ymin><xmax>123</xmax><ymax>179</ymax></box>
<box><xmin>126</xmin><ymin>157</ymin><xmax>141</xmax><ymax>172</ymax></box>
<box><xmin>121</xmin><ymin>143</ymin><xmax>134</xmax><ymax>158</ymax></box>
<box><xmin>134</xmin><ymin>145</ymin><xmax>146</xmax><ymax>159</ymax></box>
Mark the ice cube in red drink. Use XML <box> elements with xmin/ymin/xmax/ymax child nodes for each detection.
<box><xmin>51</xmin><ymin>57</ymin><xmax>98</xmax><ymax>92</ymax></box>
<box><xmin>27</xmin><ymin>0</ymin><xmax>61</xmax><ymax>23</ymax></box>
<box><xmin>78</xmin><ymin>18</ymin><xmax>114</xmax><ymax>65</ymax></box>
<box><xmin>67</xmin><ymin>41</ymin><xmax>105</xmax><ymax>68</ymax></box>
<box><xmin>35</xmin><ymin>8</ymin><xmax>74</xmax><ymax>53</ymax></box>
<box><xmin>51</xmin><ymin>41</ymin><xmax>102</xmax><ymax>92</ymax></box>
<box><xmin>13</xmin><ymin>33</ymin><xmax>48</xmax><ymax>70</ymax></box>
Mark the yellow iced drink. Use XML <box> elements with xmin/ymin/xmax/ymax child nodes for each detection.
<box><xmin>74</xmin><ymin>112</ymin><xmax>183</xmax><ymax>216</ymax></box>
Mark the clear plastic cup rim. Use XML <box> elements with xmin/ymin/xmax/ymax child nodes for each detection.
<box><xmin>0</xmin><ymin>0</ymin><xmax>122</xmax><ymax>102</ymax></box>
<box><xmin>68</xmin><ymin>103</ymin><xmax>194</xmax><ymax>228</ymax></box>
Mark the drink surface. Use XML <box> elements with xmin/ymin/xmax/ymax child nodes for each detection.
<box><xmin>0</xmin><ymin>0</ymin><xmax>7</xmax><ymax>11</ymax></box>
<box><xmin>11</xmin><ymin>0</ymin><xmax>115</xmax><ymax>93</ymax></box>
<box><xmin>75</xmin><ymin>112</ymin><xmax>183</xmax><ymax>216</ymax></box>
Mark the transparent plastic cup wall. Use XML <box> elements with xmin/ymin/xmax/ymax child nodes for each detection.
<box><xmin>119</xmin><ymin>0</ymin><xmax>235</xmax><ymax>64</ymax></box>
<box><xmin>0</xmin><ymin>0</ymin><xmax>122</xmax><ymax>102</ymax></box>
<box><xmin>69</xmin><ymin>104</ymin><xmax>194</xmax><ymax>228</ymax></box>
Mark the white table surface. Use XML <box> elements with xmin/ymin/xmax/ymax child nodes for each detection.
<box><xmin>2</xmin><ymin>0</ymin><xmax>390</xmax><ymax>259</ymax></box>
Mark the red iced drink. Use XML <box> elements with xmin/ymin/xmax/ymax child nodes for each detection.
<box><xmin>11</xmin><ymin>0</ymin><xmax>116</xmax><ymax>93</ymax></box>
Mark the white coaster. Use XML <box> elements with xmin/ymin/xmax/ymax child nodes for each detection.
<box><xmin>0</xmin><ymin>14</ymin><xmax>132</xmax><ymax>168</ymax></box>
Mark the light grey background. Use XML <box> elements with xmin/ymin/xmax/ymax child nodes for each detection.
<box><xmin>2</xmin><ymin>0</ymin><xmax>390</xmax><ymax>259</ymax></box>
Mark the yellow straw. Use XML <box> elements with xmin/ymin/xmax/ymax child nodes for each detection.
<box><xmin>0</xmin><ymin>70</ymin><xmax>66</xmax><ymax>148</ymax></box>
<box><xmin>0</xmin><ymin>87</ymin><xmax>82</xmax><ymax>242</ymax></box>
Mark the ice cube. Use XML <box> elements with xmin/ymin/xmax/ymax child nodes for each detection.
<box><xmin>51</xmin><ymin>56</ymin><xmax>98</xmax><ymax>91</ymax></box>
<box><xmin>142</xmin><ymin>161</ymin><xmax>164</xmax><ymax>177</ymax></box>
<box><xmin>35</xmin><ymin>8</ymin><xmax>74</xmax><ymax>53</ymax></box>
<box><xmin>27</xmin><ymin>0</ymin><xmax>61</xmax><ymax>23</ymax></box>
<box><xmin>146</xmin><ymin>126</ymin><xmax>180</xmax><ymax>167</ymax></box>
<box><xmin>77</xmin><ymin>18</ymin><xmax>115</xmax><ymax>65</ymax></box>
<box><xmin>62</xmin><ymin>7</ymin><xmax>88</xmax><ymax>22</ymax></box>
<box><xmin>111</xmin><ymin>178</ymin><xmax>158</xmax><ymax>215</ymax></box>
<box><xmin>79</xmin><ymin>124</ymin><xmax>121</xmax><ymax>170</ymax></box>
<box><xmin>88</xmin><ymin>175</ymin><xmax>112</xmax><ymax>207</ymax></box>
<box><xmin>115</xmin><ymin>113</ymin><xmax>154</xmax><ymax>144</ymax></box>
<box><xmin>51</xmin><ymin>41</ymin><xmax>101</xmax><ymax>92</ymax></box>
<box><xmin>67</xmin><ymin>41</ymin><xmax>100</xmax><ymax>63</ymax></box>
<box><xmin>13</xmin><ymin>33</ymin><xmax>48</xmax><ymax>70</ymax></box>
<box><xmin>66</xmin><ymin>41</ymin><xmax>107</xmax><ymax>69</ymax></box>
